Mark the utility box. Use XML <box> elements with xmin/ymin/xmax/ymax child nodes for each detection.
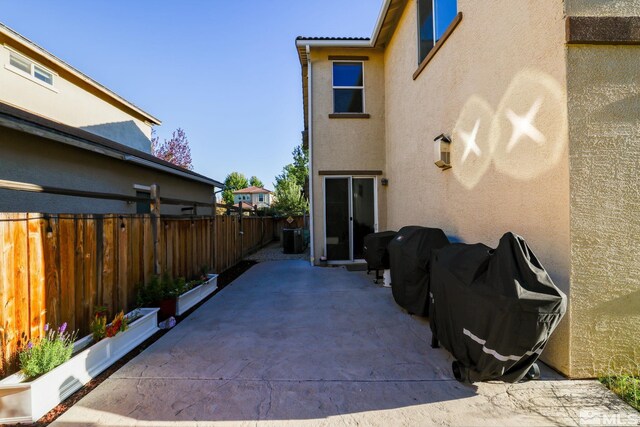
<box><xmin>283</xmin><ymin>228</ymin><xmax>304</xmax><ymax>254</ymax></box>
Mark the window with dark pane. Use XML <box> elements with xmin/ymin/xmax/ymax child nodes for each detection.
<box><xmin>332</xmin><ymin>62</ymin><xmax>364</xmax><ymax>113</ymax></box>
<box><xmin>418</xmin><ymin>0</ymin><xmax>457</xmax><ymax>64</ymax></box>
<box><xmin>136</xmin><ymin>191</ymin><xmax>151</xmax><ymax>214</ymax></box>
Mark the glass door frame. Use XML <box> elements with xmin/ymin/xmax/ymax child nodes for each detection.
<box><xmin>323</xmin><ymin>175</ymin><xmax>378</xmax><ymax>263</ymax></box>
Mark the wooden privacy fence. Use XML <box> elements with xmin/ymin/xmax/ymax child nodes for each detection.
<box><xmin>0</xmin><ymin>213</ymin><xmax>279</xmax><ymax>377</ymax></box>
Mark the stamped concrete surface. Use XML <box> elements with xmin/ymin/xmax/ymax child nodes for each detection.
<box><xmin>53</xmin><ymin>261</ymin><xmax>637</xmax><ymax>426</ymax></box>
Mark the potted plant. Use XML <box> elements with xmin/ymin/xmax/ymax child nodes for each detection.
<box><xmin>138</xmin><ymin>268</ymin><xmax>218</xmax><ymax>318</ymax></box>
<box><xmin>0</xmin><ymin>308</ymin><xmax>159</xmax><ymax>424</ymax></box>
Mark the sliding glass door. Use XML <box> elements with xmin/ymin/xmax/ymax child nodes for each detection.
<box><xmin>324</xmin><ymin>177</ymin><xmax>376</xmax><ymax>261</ymax></box>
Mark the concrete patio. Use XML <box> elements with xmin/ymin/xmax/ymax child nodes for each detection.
<box><xmin>53</xmin><ymin>260</ymin><xmax>637</xmax><ymax>426</ymax></box>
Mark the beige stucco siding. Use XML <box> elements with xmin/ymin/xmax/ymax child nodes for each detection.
<box><xmin>0</xmin><ymin>45</ymin><xmax>152</xmax><ymax>152</ymax></box>
<box><xmin>309</xmin><ymin>48</ymin><xmax>387</xmax><ymax>261</ymax></box>
<box><xmin>566</xmin><ymin>45</ymin><xmax>640</xmax><ymax>378</ymax></box>
<box><xmin>0</xmin><ymin>128</ymin><xmax>213</xmax><ymax>215</ymax></box>
<box><xmin>383</xmin><ymin>0</ymin><xmax>571</xmax><ymax>373</ymax></box>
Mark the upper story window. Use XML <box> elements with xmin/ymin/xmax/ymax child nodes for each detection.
<box><xmin>418</xmin><ymin>0</ymin><xmax>458</xmax><ymax>63</ymax></box>
<box><xmin>332</xmin><ymin>62</ymin><xmax>364</xmax><ymax>113</ymax></box>
<box><xmin>259</xmin><ymin>194</ymin><xmax>264</xmax><ymax>202</ymax></box>
<box><xmin>7</xmin><ymin>50</ymin><xmax>55</xmax><ymax>87</ymax></box>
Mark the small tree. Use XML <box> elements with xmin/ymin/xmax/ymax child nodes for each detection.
<box><xmin>275</xmin><ymin>145</ymin><xmax>308</xmax><ymax>191</ymax></box>
<box><xmin>222</xmin><ymin>172</ymin><xmax>249</xmax><ymax>205</ymax></box>
<box><xmin>151</xmin><ymin>128</ymin><xmax>193</xmax><ymax>170</ymax></box>
<box><xmin>271</xmin><ymin>176</ymin><xmax>308</xmax><ymax>216</ymax></box>
<box><xmin>249</xmin><ymin>176</ymin><xmax>264</xmax><ymax>188</ymax></box>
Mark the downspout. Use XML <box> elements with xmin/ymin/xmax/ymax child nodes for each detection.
<box><xmin>306</xmin><ymin>44</ymin><xmax>315</xmax><ymax>266</ymax></box>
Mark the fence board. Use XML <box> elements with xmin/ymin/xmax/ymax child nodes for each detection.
<box><xmin>59</xmin><ymin>217</ymin><xmax>76</xmax><ymax>332</ymax></box>
<box><xmin>74</xmin><ymin>218</ymin><xmax>85</xmax><ymax>334</ymax></box>
<box><xmin>83</xmin><ymin>216</ymin><xmax>96</xmax><ymax>327</ymax></box>
<box><xmin>101</xmin><ymin>216</ymin><xmax>115</xmax><ymax>317</ymax></box>
<box><xmin>1</xmin><ymin>217</ymin><xmax>15</xmax><ymax>373</ymax></box>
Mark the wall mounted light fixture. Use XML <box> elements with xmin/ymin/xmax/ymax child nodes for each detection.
<box><xmin>381</xmin><ymin>178</ymin><xmax>389</xmax><ymax>186</ymax></box>
<box><xmin>434</xmin><ymin>133</ymin><xmax>452</xmax><ymax>170</ymax></box>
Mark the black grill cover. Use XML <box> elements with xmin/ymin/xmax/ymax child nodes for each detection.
<box><xmin>429</xmin><ymin>232</ymin><xmax>567</xmax><ymax>383</ymax></box>
<box><xmin>388</xmin><ymin>226</ymin><xmax>450</xmax><ymax>316</ymax></box>
<box><xmin>363</xmin><ymin>231</ymin><xmax>397</xmax><ymax>270</ymax></box>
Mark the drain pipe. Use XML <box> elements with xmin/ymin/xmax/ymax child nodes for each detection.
<box><xmin>306</xmin><ymin>44</ymin><xmax>315</xmax><ymax>266</ymax></box>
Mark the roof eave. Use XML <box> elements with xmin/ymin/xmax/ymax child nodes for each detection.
<box><xmin>371</xmin><ymin>0</ymin><xmax>394</xmax><ymax>46</ymax></box>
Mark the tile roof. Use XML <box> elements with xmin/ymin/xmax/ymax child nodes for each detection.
<box><xmin>233</xmin><ymin>186</ymin><xmax>272</xmax><ymax>194</ymax></box>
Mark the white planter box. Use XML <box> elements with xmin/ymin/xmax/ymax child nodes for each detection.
<box><xmin>175</xmin><ymin>274</ymin><xmax>218</xmax><ymax>316</ymax></box>
<box><xmin>0</xmin><ymin>308</ymin><xmax>159</xmax><ymax>424</ymax></box>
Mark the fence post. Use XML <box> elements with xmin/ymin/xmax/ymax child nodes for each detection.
<box><xmin>239</xmin><ymin>204</ymin><xmax>243</xmax><ymax>257</ymax></box>
<box><xmin>150</xmin><ymin>184</ymin><xmax>161</xmax><ymax>275</ymax></box>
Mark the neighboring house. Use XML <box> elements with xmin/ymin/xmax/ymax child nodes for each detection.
<box><xmin>0</xmin><ymin>23</ymin><xmax>223</xmax><ymax>214</ymax></box>
<box><xmin>296</xmin><ymin>1</ymin><xmax>639</xmax><ymax>379</ymax></box>
<box><xmin>0</xmin><ymin>23</ymin><xmax>158</xmax><ymax>152</ymax></box>
<box><xmin>232</xmin><ymin>186</ymin><xmax>273</xmax><ymax>209</ymax></box>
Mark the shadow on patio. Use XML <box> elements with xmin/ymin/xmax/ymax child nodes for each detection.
<box><xmin>52</xmin><ymin>261</ymin><xmax>634</xmax><ymax>426</ymax></box>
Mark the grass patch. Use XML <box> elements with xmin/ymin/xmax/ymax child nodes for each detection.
<box><xmin>600</xmin><ymin>375</ymin><xmax>640</xmax><ymax>411</ymax></box>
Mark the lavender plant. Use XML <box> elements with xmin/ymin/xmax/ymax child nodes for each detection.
<box><xmin>19</xmin><ymin>322</ymin><xmax>77</xmax><ymax>379</ymax></box>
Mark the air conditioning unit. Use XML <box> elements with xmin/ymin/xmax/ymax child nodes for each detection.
<box><xmin>433</xmin><ymin>133</ymin><xmax>452</xmax><ymax>170</ymax></box>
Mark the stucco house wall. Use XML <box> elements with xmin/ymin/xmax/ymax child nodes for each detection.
<box><xmin>0</xmin><ymin>29</ymin><xmax>156</xmax><ymax>152</ymax></box>
<box><xmin>309</xmin><ymin>48</ymin><xmax>387</xmax><ymax>262</ymax></box>
<box><xmin>564</xmin><ymin>1</ymin><xmax>640</xmax><ymax>378</ymax></box>
<box><xmin>0</xmin><ymin>127</ymin><xmax>214</xmax><ymax>215</ymax></box>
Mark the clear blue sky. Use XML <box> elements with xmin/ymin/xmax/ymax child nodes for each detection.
<box><xmin>0</xmin><ymin>0</ymin><xmax>381</xmax><ymax>188</ymax></box>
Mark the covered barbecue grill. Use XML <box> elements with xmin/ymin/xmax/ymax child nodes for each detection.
<box><xmin>363</xmin><ymin>230</ymin><xmax>397</xmax><ymax>283</ymax></box>
<box><xmin>388</xmin><ymin>226</ymin><xmax>449</xmax><ymax>316</ymax></box>
<box><xmin>429</xmin><ymin>232</ymin><xmax>567</xmax><ymax>383</ymax></box>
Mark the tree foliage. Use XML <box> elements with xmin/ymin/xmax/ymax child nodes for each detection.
<box><xmin>271</xmin><ymin>175</ymin><xmax>308</xmax><ymax>216</ymax></box>
<box><xmin>249</xmin><ymin>176</ymin><xmax>264</xmax><ymax>188</ymax></box>
<box><xmin>222</xmin><ymin>172</ymin><xmax>249</xmax><ymax>205</ymax></box>
<box><xmin>272</xmin><ymin>144</ymin><xmax>309</xmax><ymax>215</ymax></box>
<box><xmin>151</xmin><ymin>128</ymin><xmax>193</xmax><ymax>170</ymax></box>
<box><xmin>275</xmin><ymin>145</ymin><xmax>308</xmax><ymax>191</ymax></box>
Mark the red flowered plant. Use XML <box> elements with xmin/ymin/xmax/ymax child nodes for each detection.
<box><xmin>91</xmin><ymin>309</ymin><xmax>128</xmax><ymax>341</ymax></box>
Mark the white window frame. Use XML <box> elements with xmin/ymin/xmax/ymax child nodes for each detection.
<box><xmin>4</xmin><ymin>46</ymin><xmax>57</xmax><ymax>91</ymax></box>
<box><xmin>331</xmin><ymin>61</ymin><xmax>365</xmax><ymax>114</ymax></box>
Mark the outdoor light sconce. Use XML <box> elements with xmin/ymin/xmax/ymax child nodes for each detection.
<box><xmin>381</xmin><ymin>178</ymin><xmax>389</xmax><ymax>186</ymax></box>
<box><xmin>433</xmin><ymin>133</ymin><xmax>452</xmax><ymax>170</ymax></box>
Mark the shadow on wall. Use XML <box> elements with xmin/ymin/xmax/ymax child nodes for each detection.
<box><xmin>80</xmin><ymin>121</ymin><xmax>151</xmax><ymax>153</ymax></box>
<box><xmin>450</xmin><ymin>69</ymin><xmax>567</xmax><ymax>189</ymax></box>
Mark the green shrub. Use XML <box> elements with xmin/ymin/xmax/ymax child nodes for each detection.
<box><xmin>19</xmin><ymin>323</ymin><xmax>77</xmax><ymax>379</ymax></box>
<box><xmin>137</xmin><ymin>275</ymin><xmax>164</xmax><ymax>307</ymax></box>
<box><xmin>137</xmin><ymin>274</ymin><xmax>192</xmax><ymax>306</ymax></box>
